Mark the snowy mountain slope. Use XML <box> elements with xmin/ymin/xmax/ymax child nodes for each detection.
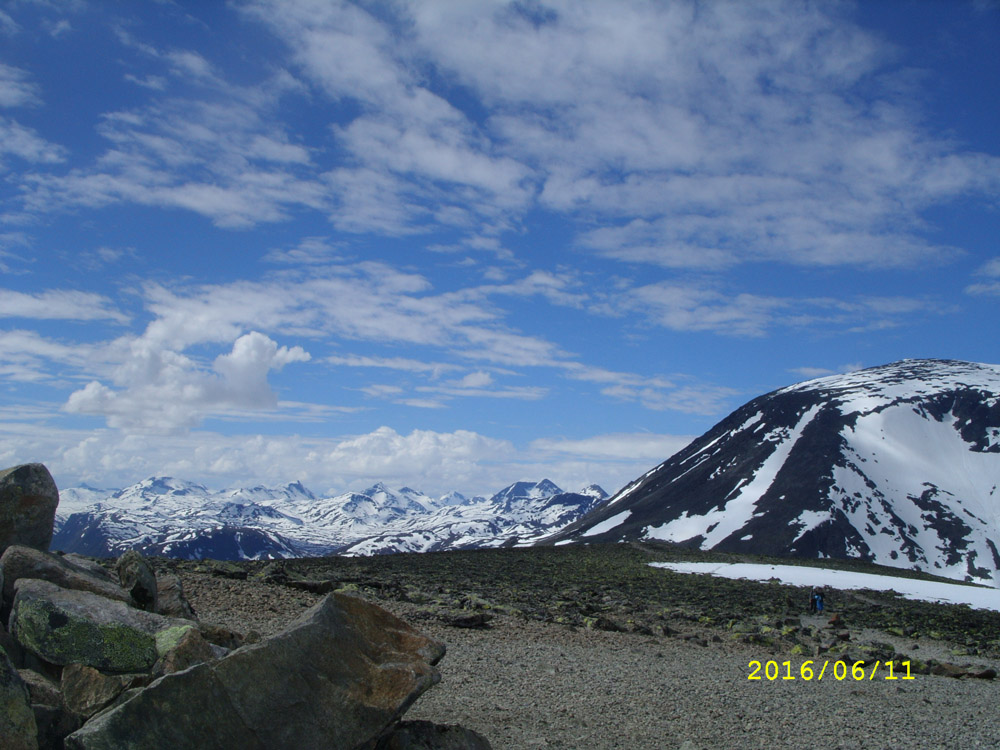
<box><xmin>341</xmin><ymin>481</ymin><xmax>608</xmax><ymax>555</ymax></box>
<box><xmin>52</xmin><ymin>476</ymin><xmax>607</xmax><ymax>561</ymax></box>
<box><xmin>549</xmin><ymin>359</ymin><xmax>1000</xmax><ymax>586</ymax></box>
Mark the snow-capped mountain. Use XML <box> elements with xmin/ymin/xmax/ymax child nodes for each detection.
<box><xmin>551</xmin><ymin>359</ymin><xmax>1000</xmax><ymax>586</ymax></box>
<box><xmin>51</xmin><ymin>477</ymin><xmax>607</xmax><ymax>561</ymax></box>
<box><xmin>341</xmin><ymin>480</ymin><xmax>607</xmax><ymax>555</ymax></box>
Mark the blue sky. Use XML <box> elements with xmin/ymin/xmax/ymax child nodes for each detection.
<box><xmin>1</xmin><ymin>0</ymin><xmax>998</xmax><ymax>498</ymax></box>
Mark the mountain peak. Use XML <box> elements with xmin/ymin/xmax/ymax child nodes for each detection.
<box><xmin>551</xmin><ymin>358</ymin><xmax>1000</xmax><ymax>586</ymax></box>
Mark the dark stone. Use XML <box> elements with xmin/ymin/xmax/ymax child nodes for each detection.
<box><xmin>154</xmin><ymin>574</ymin><xmax>195</xmax><ymax>620</ymax></box>
<box><xmin>0</xmin><ymin>463</ymin><xmax>59</xmax><ymax>556</ymax></box>
<box><xmin>443</xmin><ymin>613</ymin><xmax>493</xmax><ymax>629</ymax></box>
<box><xmin>0</xmin><ymin>644</ymin><xmax>38</xmax><ymax>749</ymax></box>
<box><xmin>377</xmin><ymin>720</ymin><xmax>493</xmax><ymax>749</ymax></box>
<box><xmin>32</xmin><ymin>703</ymin><xmax>82</xmax><ymax>750</ymax></box>
<box><xmin>115</xmin><ymin>551</ymin><xmax>157</xmax><ymax>613</ymax></box>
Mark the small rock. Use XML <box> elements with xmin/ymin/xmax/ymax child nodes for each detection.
<box><xmin>0</xmin><ymin>463</ymin><xmax>59</xmax><ymax>557</ymax></box>
<box><xmin>967</xmin><ymin>668</ymin><xmax>997</xmax><ymax>680</ymax></box>
<box><xmin>376</xmin><ymin>720</ymin><xmax>493</xmax><ymax>749</ymax></box>
<box><xmin>443</xmin><ymin>613</ymin><xmax>493</xmax><ymax>629</ymax></box>
<box><xmin>17</xmin><ymin>669</ymin><xmax>61</xmax><ymax>707</ymax></box>
<box><xmin>60</xmin><ymin>664</ymin><xmax>149</xmax><ymax>719</ymax></box>
<box><xmin>115</xmin><ymin>550</ymin><xmax>158</xmax><ymax>613</ymax></box>
<box><xmin>155</xmin><ymin>573</ymin><xmax>196</xmax><ymax>620</ymax></box>
<box><xmin>151</xmin><ymin>627</ymin><xmax>217</xmax><ymax>677</ymax></box>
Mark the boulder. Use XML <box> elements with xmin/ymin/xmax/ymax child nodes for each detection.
<box><xmin>2</xmin><ymin>546</ymin><xmax>132</xmax><ymax>611</ymax></box>
<box><xmin>150</xmin><ymin>627</ymin><xmax>216</xmax><ymax>677</ymax></box>
<box><xmin>10</xmin><ymin>579</ymin><xmax>197</xmax><ymax>673</ymax></box>
<box><xmin>115</xmin><ymin>552</ymin><xmax>157</xmax><ymax>613</ymax></box>
<box><xmin>61</xmin><ymin>555</ymin><xmax>115</xmax><ymax>583</ymax></box>
<box><xmin>61</xmin><ymin>664</ymin><xmax>149</xmax><ymax>719</ymax></box>
<box><xmin>154</xmin><ymin>573</ymin><xmax>195</xmax><ymax>620</ymax></box>
<box><xmin>377</xmin><ymin>721</ymin><xmax>493</xmax><ymax>749</ymax></box>
<box><xmin>66</xmin><ymin>592</ymin><xmax>446</xmax><ymax>750</ymax></box>
<box><xmin>17</xmin><ymin>669</ymin><xmax>62</xmax><ymax>708</ymax></box>
<box><xmin>0</xmin><ymin>463</ymin><xmax>58</xmax><ymax>556</ymax></box>
<box><xmin>1</xmin><ymin>645</ymin><xmax>38</xmax><ymax>750</ymax></box>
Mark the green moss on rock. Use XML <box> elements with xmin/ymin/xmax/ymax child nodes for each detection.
<box><xmin>13</xmin><ymin>597</ymin><xmax>158</xmax><ymax>673</ymax></box>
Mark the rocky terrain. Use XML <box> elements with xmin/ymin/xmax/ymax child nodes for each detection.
<box><xmin>167</xmin><ymin>542</ymin><xmax>1000</xmax><ymax>749</ymax></box>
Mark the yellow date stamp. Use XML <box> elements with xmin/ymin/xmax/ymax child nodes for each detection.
<box><xmin>748</xmin><ymin>660</ymin><xmax>917</xmax><ymax>682</ymax></box>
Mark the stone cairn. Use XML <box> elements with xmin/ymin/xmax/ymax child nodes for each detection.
<box><xmin>0</xmin><ymin>463</ymin><xmax>491</xmax><ymax>750</ymax></box>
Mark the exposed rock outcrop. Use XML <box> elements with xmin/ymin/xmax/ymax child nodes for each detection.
<box><xmin>66</xmin><ymin>592</ymin><xmax>446</xmax><ymax>749</ymax></box>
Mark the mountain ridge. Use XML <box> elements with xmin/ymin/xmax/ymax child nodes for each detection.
<box><xmin>53</xmin><ymin>477</ymin><xmax>608</xmax><ymax>561</ymax></box>
<box><xmin>548</xmin><ymin>359</ymin><xmax>1000</xmax><ymax>586</ymax></box>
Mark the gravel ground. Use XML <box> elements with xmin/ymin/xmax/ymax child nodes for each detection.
<box><xmin>178</xmin><ymin>571</ymin><xmax>1000</xmax><ymax>750</ymax></box>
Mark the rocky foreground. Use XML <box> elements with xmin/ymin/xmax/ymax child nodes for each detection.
<box><xmin>170</xmin><ymin>543</ymin><xmax>1000</xmax><ymax>749</ymax></box>
<box><xmin>0</xmin><ymin>463</ymin><xmax>489</xmax><ymax>749</ymax></box>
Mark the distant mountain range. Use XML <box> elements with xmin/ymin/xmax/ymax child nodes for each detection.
<box><xmin>52</xmin><ymin>478</ymin><xmax>608</xmax><ymax>560</ymax></box>
<box><xmin>549</xmin><ymin>359</ymin><xmax>1000</xmax><ymax>587</ymax></box>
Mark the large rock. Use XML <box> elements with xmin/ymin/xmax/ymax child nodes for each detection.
<box><xmin>66</xmin><ymin>592</ymin><xmax>446</xmax><ymax>750</ymax></box>
<box><xmin>0</xmin><ymin>464</ymin><xmax>58</xmax><ymax>555</ymax></box>
<box><xmin>115</xmin><ymin>551</ymin><xmax>157</xmax><ymax>613</ymax></box>
<box><xmin>2</xmin><ymin>546</ymin><xmax>132</xmax><ymax>611</ymax></box>
<box><xmin>10</xmin><ymin>579</ymin><xmax>197</xmax><ymax>673</ymax></box>
<box><xmin>1</xmin><ymin>646</ymin><xmax>38</xmax><ymax>750</ymax></box>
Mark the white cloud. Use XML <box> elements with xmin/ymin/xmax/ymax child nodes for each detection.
<box><xmin>1</xmin><ymin>418</ymin><xmax>679</xmax><ymax>498</ymax></box>
<box><xmin>0</xmin><ymin>288</ymin><xmax>128</xmax><ymax>322</ymax></box>
<box><xmin>0</xmin><ymin>63</ymin><xmax>39</xmax><ymax>107</ymax></box>
<box><xmin>64</xmin><ymin>331</ymin><xmax>310</xmax><ymax>432</ymax></box>
<box><xmin>0</xmin><ymin>117</ymin><xmax>66</xmax><ymax>165</ymax></box>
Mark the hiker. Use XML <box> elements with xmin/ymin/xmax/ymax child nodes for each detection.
<box><xmin>815</xmin><ymin>588</ymin><xmax>825</xmax><ymax>613</ymax></box>
<box><xmin>808</xmin><ymin>588</ymin><xmax>817</xmax><ymax>613</ymax></box>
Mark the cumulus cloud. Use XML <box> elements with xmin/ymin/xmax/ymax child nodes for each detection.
<box><xmin>65</xmin><ymin>331</ymin><xmax>310</xmax><ymax>431</ymax></box>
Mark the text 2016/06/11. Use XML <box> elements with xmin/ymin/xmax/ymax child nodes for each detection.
<box><xmin>748</xmin><ymin>660</ymin><xmax>917</xmax><ymax>682</ymax></box>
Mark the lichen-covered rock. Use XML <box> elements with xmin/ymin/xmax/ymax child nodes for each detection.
<box><xmin>2</xmin><ymin>546</ymin><xmax>132</xmax><ymax>611</ymax></box>
<box><xmin>0</xmin><ymin>463</ymin><xmax>58</xmax><ymax>556</ymax></box>
<box><xmin>154</xmin><ymin>573</ymin><xmax>195</xmax><ymax>620</ymax></box>
<box><xmin>151</xmin><ymin>627</ymin><xmax>215</xmax><ymax>677</ymax></box>
<box><xmin>66</xmin><ymin>592</ymin><xmax>446</xmax><ymax>750</ymax></box>
<box><xmin>1</xmin><ymin>645</ymin><xmax>38</xmax><ymax>750</ymax></box>
<box><xmin>10</xmin><ymin>579</ymin><xmax>196</xmax><ymax>674</ymax></box>
<box><xmin>115</xmin><ymin>551</ymin><xmax>157</xmax><ymax>613</ymax></box>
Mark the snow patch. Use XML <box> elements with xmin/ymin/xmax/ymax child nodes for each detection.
<box><xmin>651</xmin><ymin>562</ymin><xmax>1000</xmax><ymax>610</ymax></box>
<box><xmin>581</xmin><ymin>510</ymin><xmax>632</xmax><ymax>538</ymax></box>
